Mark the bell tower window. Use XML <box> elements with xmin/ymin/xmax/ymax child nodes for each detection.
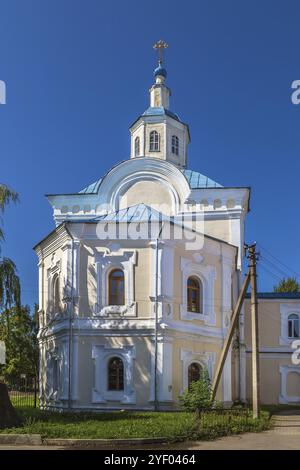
<box><xmin>172</xmin><ymin>135</ymin><xmax>179</xmax><ymax>156</ymax></box>
<box><xmin>134</xmin><ymin>137</ymin><xmax>140</xmax><ymax>157</ymax></box>
<box><xmin>149</xmin><ymin>130</ymin><xmax>160</xmax><ymax>152</ymax></box>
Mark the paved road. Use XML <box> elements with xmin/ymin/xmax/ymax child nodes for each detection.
<box><xmin>0</xmin><ymin>411</ymin><xmax>299</xmax><ymax>450</ymax></box>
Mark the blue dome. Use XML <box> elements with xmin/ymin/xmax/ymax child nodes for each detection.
<box><xmin>154</xmin><ymin>64</ymin><xmax>167</xmax><ymax>78</ymax></box>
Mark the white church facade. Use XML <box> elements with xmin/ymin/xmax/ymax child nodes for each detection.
<box><xmin>34</xmin><ymin>44</ymin><xmax>299</xmax><ymax>410</ymax></box>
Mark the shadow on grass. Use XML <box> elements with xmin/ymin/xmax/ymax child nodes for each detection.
<box><xmin>15</xmin><ymin>408</ymin><xmax>181</xmax><ymax>425</ymax></box>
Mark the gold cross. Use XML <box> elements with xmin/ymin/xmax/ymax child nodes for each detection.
<box><xmin>153</xmin><ymin>40</ymin><xmax>168</xmax><ymax>65</ymax></box>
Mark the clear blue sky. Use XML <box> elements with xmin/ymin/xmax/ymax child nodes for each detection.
<box><xmin>1</xmin><ymin>0</ymin><xmax>300</xmax><ymax>308</ymax></box>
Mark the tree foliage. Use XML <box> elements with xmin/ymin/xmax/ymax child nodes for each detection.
<box><xmin>0</xmin><ymin>258</ymin><xmax>21</xmax><ymax>313</ymax></box>
<box><xmin>0</xmin><ymin>305</ymin><xmax>39</xmax><ymax>383</ymax></box>
<box><xmin>180</xmin><ymin>369</ymin><xmax>216</xmax><ymax>413</ymax></box>
<box><xmin>0</xmin><ymin>184</ymin><xmax>19</xmax><ymax>243</ymax></box>
<box><xmin>0</xmin><ymin>185</ymin><xmax>21</xmax><ymax>331</ymax></box>
<box><xmin>273</xmin><ymin>277</ymin><xmax>300</xmax><ymax>293</ymax></box>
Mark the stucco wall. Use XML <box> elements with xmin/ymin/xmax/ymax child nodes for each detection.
<box><xmin>244</xmin><ymin>298</ymin><xmax>300</xmax><ymax>404</ymax></box>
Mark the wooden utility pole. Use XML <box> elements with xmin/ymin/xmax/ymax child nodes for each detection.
<box><xmin>246</xmin><ymin>243</ymin><xmax>260</xmax><ymax>418</ymax></box>
<box><xmin>211</xmin><ymin>271</ymin><xmax>250</xmax><ymax>400</ymax></box>
<box><xmin>211</xmin><ymin>243</ymin><xmax>260</xmax><ymax>419</ymax></box>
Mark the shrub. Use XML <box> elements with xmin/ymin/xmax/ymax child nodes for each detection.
<box><xmin>180</xmin><ymin>369</ymin><xmax>215</xmax><ymax>414</ymax></box>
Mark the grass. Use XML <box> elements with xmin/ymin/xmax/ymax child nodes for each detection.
<box><xmin>0</xmin><ymin>407</ymin><xmax>271</xmax><ymax>441</ymax></box>
<box><xmin>10</xmin><ymin>395</ymin><xmax>37</xmax><ymax>408</ymax></box>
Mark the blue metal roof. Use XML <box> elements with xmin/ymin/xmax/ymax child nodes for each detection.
<box><xmin>142</xmin><ymin>106</ymin><xmax>180</xmax><ymax>122</ymax></box>
<box><xmin>78</xmin><ymin>168</ymin><xmax>222</xmax><ymax>194</ymax></box>
<box><xmin>245</xmin><ymin>292</ymin><xmax>300</xmax><ymax>299</ymax></box>
<box><xmin>94</xmin><ymin>203</ymin><xmax>169</xmax><ymax>223</ymax></box>
<box><xmin>181</xmin><ymin>169</ymin><xmax>222</xmax><ymax>189</ymax></box>
<box><xmin>78</xmin><ymin>179</ymin><xmax>103</xmax><ymax>194</ymax></box>
<box><xmin>154</xmin><ymin>64</ymin><xmax>167</xmax><ymax>78</ymax></box>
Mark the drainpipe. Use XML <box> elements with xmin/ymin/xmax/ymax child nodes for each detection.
<box><xmin>154</xmin><ymin>237</ymin><xmax>159</xmax><ymax>411</ymax></box>
<box><xmin>237</xmin><ymin>268</ymin><xmax>242</xmax><ymax>401</ymax></box>
<box><xmin>40</xmin><ymin>249</ymin><xmax>45</xmax><ymax>408</ymax></box>
<box><xmin>153</xmin><ymin>223</ymin><xmax>164</xmax><ymax>411</ymax></box>
<box><xmin>67</xmin><ymin>230</ymin><xmax>75</xmax><ymax>411</ymax></box>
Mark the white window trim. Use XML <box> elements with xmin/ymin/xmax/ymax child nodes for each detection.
<box><xmin>288</xmin><ymin>314</ymin><xmax>300</xmax><ymax>339</ymax></box>
<box><xmin>180</xmin><ymin>257</ymin><xmax>216</xmax><ymax>325</ymax></box>
<box><xmin>92</xmin><ymin>345</ymin><xmax>136</xmax><ymax>404</ymax></box>
<box><xmin>47</xmin><ymin>259</ymin><xmax>61</xmax><ymax>321</ymax></box>
<box><xmin>94</xmin><ymin>250</ymin><xmax>137</xmax><ymax>317</ymax></box>
<box><xmin>149</xmin><ymin>130</ymin><xmax>160</xmax><ymax>152</ymax></box>
<box><xmin>279</xmin><ymin>365</ymin><xmax>300</xmax><ymax>404</ymax></box>
<box><xmin>171</xmin><ymin>135</ymin><xmax>179</xmax><ymax>156</ymax></box>
<box><xmin>180</xmin><ymin>349</ymin><xmax>215</xmax><ymax>395</ymax></box>
<box><xmin>280</xmin><ymin>303</ymin><xmax>300</xmax><ymax>345</ymax></box>
<box><xmin>45</xmin><ymin>340</ymin><xmax>69</xmax><ymax>402</ymax></box>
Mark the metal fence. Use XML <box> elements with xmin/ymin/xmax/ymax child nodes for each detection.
<box><xmin>4</xmin><ymin>376</ymin><xmax>38</xmax><ymax>408</ymax></box>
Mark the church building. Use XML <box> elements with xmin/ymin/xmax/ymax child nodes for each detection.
<box><xmin>34</xmin><ymin>42</ymin><xmax>299</xmax><ymax>410</ymax></box>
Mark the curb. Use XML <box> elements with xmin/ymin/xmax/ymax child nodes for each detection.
<box><xmin>44</xmin><ymin>437</ymin><xmax>170</xmax><ymax>448</ymax></box>
<box><xmin>0</xmin><ymin>434</ymin><xmax>43</xmax><ymax>446</ymax></box>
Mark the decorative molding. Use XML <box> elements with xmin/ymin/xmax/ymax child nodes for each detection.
<box><xmin>180</xmin><ymin>348</ymin><xmax>216</xmax><ymax>395</ymax></box>
<box><xmin>94</xmin><ymin>249</ymin><xmax>137</xmax><ymax>317</ymax></box>
<box><xmin>92</xmin><ymin>345</ymin><xmax>136</xmax><ymax>404</ymax></box>
<box><xmin>180</xmin><ymin>257</ymin><xmax>216</xmax><ymax>325</ymax></box>
<box><xmin>279</xmin><ymin>303</ymin><xmax>300</xmax><ymax>345</ymax></box>
<box><xmin>279</xmin><ymin>365</ymin><xmax>300</xmax><ymax>404</ymax></box>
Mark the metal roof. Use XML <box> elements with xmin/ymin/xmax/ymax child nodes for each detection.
<box><xmin>78</xmin><ymin>168</ymin><xmax>222</xmax><ymax>194</ymax></box>
<box><xmin>245</xmin><ymin>292</ymin><xmax>300</xmax><ymax>299</ymax></box>
<box><xmin>78</xmin><ymin>179</ymin><xmax>103</xmax><ymax>194</ymax></box>
<box><xmin>142</xmin><ymin>106</ymin><xmax>180</xmax><ymax>121</ymax></box>
<box><xmin>181</xmin><ymin>169</ymin><xmax>222</xmax><ymax>189</ymax></box>
<box><xmin>94</xmin><ymin>203</ymin><xmax>168</xmax><ymax>223</ymax></box>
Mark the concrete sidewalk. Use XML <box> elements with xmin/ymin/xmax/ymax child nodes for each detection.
<box><xmin>163</xmin><ymin>410</ymin><xmax>300</xmax><ymax>450</ymax></box>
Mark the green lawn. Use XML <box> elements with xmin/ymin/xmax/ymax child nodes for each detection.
<box><xmin>10</xmin><ymin>395</ymin><xmax>37</xmax><ymax>408</ymax></box>
<box><xmin>0</xmin><ymin>408</ymin><xmax>270</xmax><ymax>441</ymax></box>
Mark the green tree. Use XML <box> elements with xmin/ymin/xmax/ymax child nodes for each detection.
<box><xmin>0</xmin><ymin>184</ymin><xmax>22</xmax><ymax>427</ymax></box>
<box><xmin>0</xmin><ymin>184</ymin><xmax>19</xmax><ymax>243</ymax></box>
<box><xmin>0</xmin><ymin>184</ymin><xmax>21</xmax><ymax>331</ymax></box>
<box><xmin>0</xmin><ymin>305</ymin><xmax>39</xmax><ymax>383</ymax></box>
<box><xmin>180</xmin><ymin>369</ymin><xmax>216</xmax><ymax>415</ymax></box>
<box><xmin>273</xmin><ymin>277</ymin><xmax>300</xmax><ymax>293</ymax></box>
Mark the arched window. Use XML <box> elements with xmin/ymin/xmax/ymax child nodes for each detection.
<box><xmin>134</xmin><ymin>136</ymin><xmax>140</xmax><ymax>157</ymax></box>
<box><xmin>149</xmin><ymin>130</ymin><xmax>160</xmax><ymax>152</ymax></box>
<box><xmin>172</xmin><ymin>135</ymin><xmax>179</xmax><ymax>155</ymax></box>
<box><xmin>288</xmin><ymin>314</ymin><xmax>299</xmax><ymax>338</ymax></box>
<box><xmin>53</xmin><ymin>274</ymin><xmax>60</xmax><ymax>312</ymax></box>
<box><xmin>108</xmin><ymin>357</ymin><xmax>124</xmax><ymax>391</ymax></box>
<box><xmin>52</xmin><ymin>357</ymin><xmax>59</xmax><ymax>392</ymax></box>
<box><xmin>188</xmin><ymin>362</ymin><xmax>202</xmax><ymax>389</ymax></box>
<box><xmin>109</xmin><ymin>269</ymin><xmax>125</xmax><ymax>306</ymax></box>
<box><xmin>187</xmin><ymin>276</ymin><xmax>202</xmax><ymax>313</ymax></box>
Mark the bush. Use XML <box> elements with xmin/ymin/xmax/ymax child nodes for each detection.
<box><xmin>180</xmin><ymin>369</ymin><xmax>215</xmax><ymax>413</ymax></box>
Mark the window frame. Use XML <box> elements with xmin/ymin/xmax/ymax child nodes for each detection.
<box><xmin>134</xmin><ymin>136</ymin><xmax>140</xmax><ymax>157</ymax></box>
<box><xmin>107</xmin><ymin>356</ymin><xmax>124</xmax><ymax>391</ymax></box>
<box><xmin>288</xmin><ymin>313</ymin><xmax>300</xmax><ymax>339</ymax></box>
<box><xmin>108</xmin><ymin>269</ymin><xmax>125</xmax><ymax>306</ymax></box>
<box><xmin>188</xmin><ymin>362</ymin><xmax>202</xmax><ymax>389</ymax></box>
<box><xmin>52</xmin><ymin>273</ymin><xmax>60</xmax><ymax>314</ymax></box>
<box><xmin>149</xmin><ymin>130</ymin><xmax>160</xmax><ymax>152</ymax></box>
<box><xmin>171</xmin><ymin>135</ymin><xmax>179</xmax><ymax>156</ymax></box>
<box><xmin>187</xmin><ymin>276</ymin><xmax>202</xmax><ymax>314</ymax></box>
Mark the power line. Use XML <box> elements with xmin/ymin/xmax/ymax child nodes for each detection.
<box><xmin>257</xmin><ymin>243</ymin><xmax>300</xmax><ymax>280</ymax></box>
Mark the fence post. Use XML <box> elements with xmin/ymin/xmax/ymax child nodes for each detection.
<box><xmin>34</xmin><ymin>376</ymin><xmax>37</xmax><ymax>408</ymax></box>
